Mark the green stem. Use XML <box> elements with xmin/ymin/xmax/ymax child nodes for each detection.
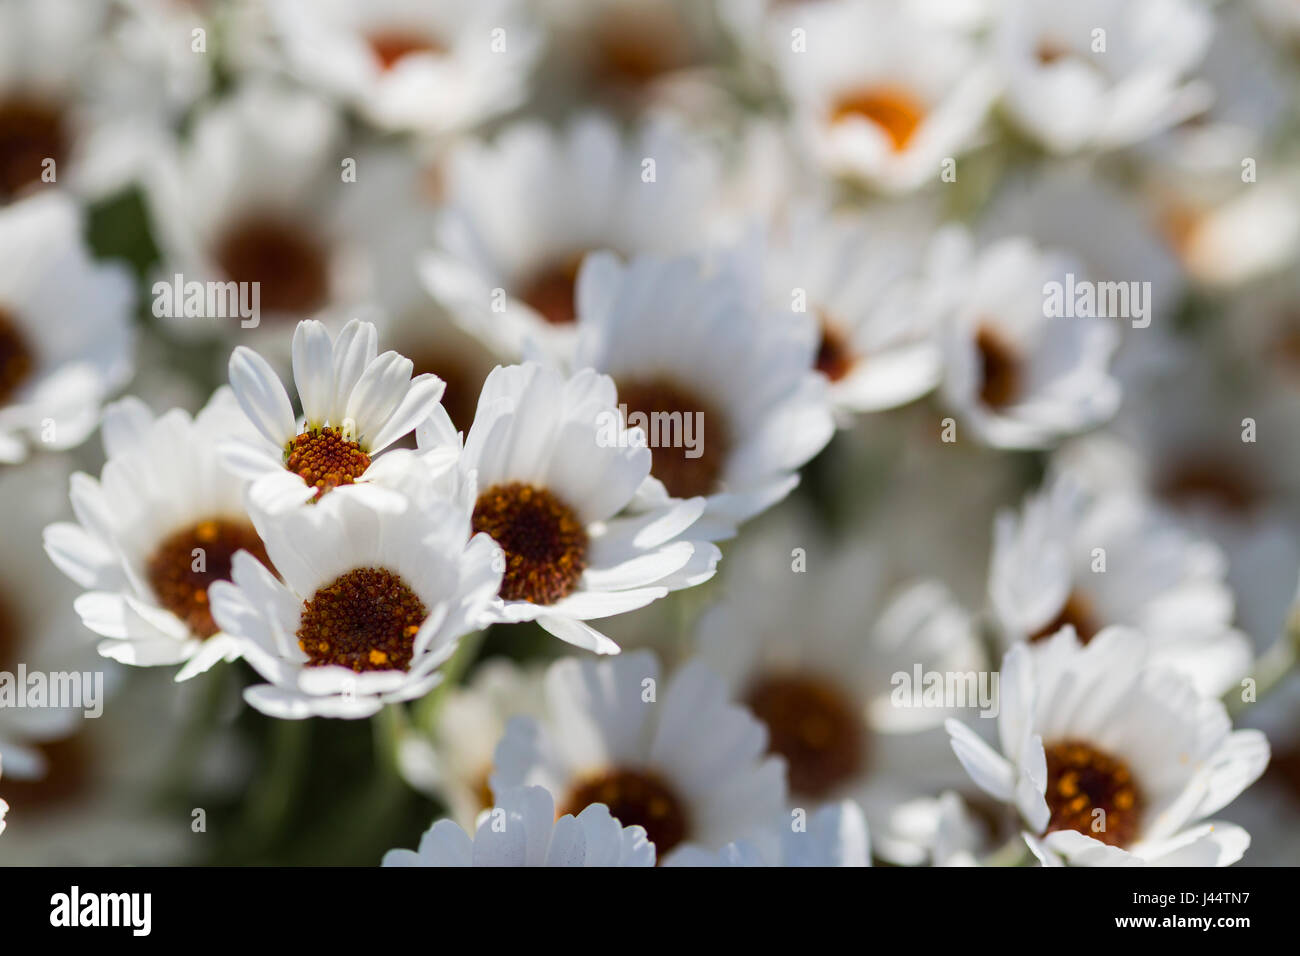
<box><xmin>982</xmin><ymin>833</ymin><xmax>1032</xmax><ymax>867</ymax></box>
<box><xmin>1226</xmin><ymin>618</ymin><xmax>1299</xmax><ymax>718</ymax></box>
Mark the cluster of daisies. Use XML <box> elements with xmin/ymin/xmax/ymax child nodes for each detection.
<box><xmin>1</xmin><ymin>0</ymin><xmax>1299</xmax><ymax>867</ymax></box>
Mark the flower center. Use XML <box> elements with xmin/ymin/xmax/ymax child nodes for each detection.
<box><xmin>1028</xmin><ymin>590</ymin><xmax>1100</xmax><ymax>645</ymax></box>
<box><xmin>517</xmin><ymin>254</ymin><xmax>586</xmax><ymax>326</ymax></box>
<box><xmin>146</xmin><ymin>519</ymin><xmax>272</xmax><ymax>640</ymax></box>
<box><xmin>1043</xmin><ymin>740</ymin><xmax>1143</xmax><ymax>848</ymax></box>
<box><xmin>563</xmin><ymin>768</ymin><xmax>690</xmax><ymax>857</ymax></box>
<box><xmin>1158</xmin><ymin>461</ymin><xmax>1261</xmax><ymax>515</ymax></box>
<box><xmin>0</xmin><ymin>307</ymin><xmax>35</xmax><ymax>407</ymax></box>
<box><xmin>975</xmin><ymin>323</ymin><xmax>1021</xmax><ymax>409</ymax></box>
<box><xmin>0</xmin><ymin>98</ymin><xmax>66</xmax><ymax>200</ymax></box>
<box><xmin>745</xmin><ymin>673</ymin><xmax>864</xmax><ymax>799</ymax></box>
<box><xmin>214</xmin><ymin>216</ymin><xmax>330</xmax><ymax>317</ymax></box>
<box><xmin>590</xmin><ymin>7</ymin><xmax>689</xmax><ymax>87</ymax></box>
<box><xmin>0</xmin><ymin>732</ymin><xmax>92</xmax><ymax>813</ymax></box>
<box><xmin>471</xmin><ymin>482</ymin><xmax>588</xmax><ymax>605</ymax></box>
<box><xmin>815</xmin><ymin>317</ymin><xmax>856</xmax><ymax>383</ymax></box>
<box><xmin>831</xmin><ymin>86</ymin><xmax>926</xmax><ymax>152</ymax></box>
<box><xmin>285</xmin><ymin>427</ymin><xmax>372</xmax><ymax>499</ymax></box>
<box><xmin>296</xmin><ymin>567</ymin><xmax>427</xmax><ymax>672</ymax></box>
<box><xmin>367</xmin><ymin>30</ymin><xmax>443</xmax><ymax>70</ymax></box>
<box><xmin>616</xmin><ymin>377</ymin><xmax>729</xmax><ymax>499</ymax></box>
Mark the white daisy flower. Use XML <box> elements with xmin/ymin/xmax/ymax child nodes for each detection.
<box><xmin>267</xmin><ymin>0</ymin><xmax>541</xmax><ymax>135</ymax></box>
<box><xmin>722</xmin><ymin>198</ymin><xmax>948</xmax><ymax>418</ymax></box>
<box><xmin>208</xmin><ymin>468</ymin><xmax>502</xmax><ymax>719</ymax></box>
<box><xmin>434</xmin><ymin>361</ymin><xmax>718</xmax><ymax>655</ymax></box>
<box><xmin>937</xmin><ymin>232</ymin><xmax>1121</xmax><ymax>450</ymax></box>
<box><xmin>143</xmin><ymin>82</ymin><xmax>439</xmax><ymax>350</ymax></box>
<box><xmin>396</xmin><ymin>658</ymin><xmax>547</xmax><ymax>829</ymax></box>
<box><xmin>382</xmin><ymin>784</ymin><xmax>655</xmax><ymax>867</ymax></box>
<box><xmin>667</xmin><ymin>799</ymin><xmax>872</xmax><ymax>867</ymax></box>
<box><xmin>946</xmin><ymin>627</ymin><xmax>1270</xmax><ymax>866</ymax></box>
<box><xmin>538</xmin><ymin>0</ymin><xmax>725</xmax><ymax>110</ymax></box>
<box><xmin>491</xmin><ymin>650</ymin><xmax>788</xmax><ymax>863</ymax></box>
<box><xmin>571</xmin><ymin>253</ymin><xmax>835</xmax><ymax>538</ymax></box>
<box><xmin>1053</xmin><ymin>346</ymin><xmax>1300</xmax><ymax>647</ymax></box>
<box><xmin>773</xmin><ymin>0</ymin><xmax>998</xmax><ymax>194</ymax></box>
<box><xmin>994</xmin><ymin>0</ymin><xmax>1213</xmax><ymax>154</ymax></box>
<box><xmin>420</xmin><ymin>113</ymin><xmax>721</xmax><ymax>360</ymax></box>
<box><xmin>221</xmin><ymin>318</ymin><xmax>446</xmax><ymax>514</ymax></box>
<box><xmin>43</xmin><ymin>388</ymin><xmax>272</xmax><ymax>680</ymax></box>
<box><xmin>0</xmin><ymin>191</ymin><xmax>135</xmax><ymax>463</ymax></box>
<box><xmin>989</xmin><ymin>476</ymin><xmax>1252</xmax><ymax>697</ymax></box>
<box><xmin>695</xmin><ymin>508</ymin><xmax>984</xmax><ymax>855</ymax></box>
<box><xmin>0</xmin><ymin>754</ymin><xmax>7</xmax><ymax>837</ymax></box>
<box><xmin>0</xmin><ymin>0</ymin><xmax>173</xmax><ymax>202</ymax></box>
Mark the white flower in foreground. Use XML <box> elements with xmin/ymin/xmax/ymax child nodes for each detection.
<box><xmin>937</xmin><ymin>233</ymin><xmax>1120</xmax><ymax>450</ymax></box>
<box><xmin>222</xmin><ymin>318</ymin><xmax>445</xmax><ymax>514</ymax></box>
<box><xmin>491</xmin><ymin>651</ymin><xmax>788</xmax><ymax>863</ymax></box>
<box><xmin>43</xmin><ymin>389</ymin><xmax>271</xmax><ymax>679</ymax></box>
<box><xmin>437</xmin><ymin>362</ymin><xmax>718</xmax><ymax>655</ymax></box>
<box><xmin>396</xmin><ymin>659</ymin><xmax>547</xmax><ymax>829</ymax></box>
<box><xmin>946</xmin><ymin>628</ymin><xmax>1270</xmax><ymax>866</ymax></box>
<box><xmin>994</xmin><ymin>0</ymin><xmax>1212</xmax><ymax>154</ymax></box>
<box><xmin>0</xmin><ymin>754</ymin><xmax>7</xmax><ymax>837</ymax></box>
<box><xmin>383</xmin><ymin>785</ymin><xmax>654</xmax><ymax>867</ymax></box>
<box><xmin>268</xmin><ymin>0</ymin><xmax>540</xmax><ymax>135</ymax></box>
<box><xmin>989</xmin><ymin>477</ymin><xmax>1252</xmax><ymax>696</ymax></box>
<box><xmin>0</xmin><ymin>192</ymin><xmax>134</xmax><ymax>462</ymax></box>
<box><xmin>723</xmin><ymin>200</ymin><xmax>948</xmax><ymax>418</ymax></box>
<box><xmin>695</xmin><ymin>510</ymin><xmax>983</xmax><ymax>859</ymax></box>
<box><xmin>209</xmin><ymin>470</ymin><xmax>501</xmax><ymax>719</ymax></box>
<box><xmin>774</xmin><ymin>0</ymin><xmax>998</xmax><ymax>194</ymax></box>
<box><xmin>668</xmin><ymin>800</ymin><xmax>872</xmax><ymax>867</ymax></box>
<box><xmin>420</xmin><ymin>113</ymin><xmax>721</xmax><ymax>360</ymax></box>
<box><xmin>572</xmin><ymin>254</ymin><xmax>834</xmax><ymax>538</ymax></box>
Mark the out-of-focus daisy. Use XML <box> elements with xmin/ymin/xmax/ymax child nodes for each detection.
<box><xmin>143</xmin><ymin>83</ymin><xmax>438</xmax><ymax>351</ymax></box>
<box><xmin>1054</xmin><ymin>351</ymin><xmax>1300</xmax><ymax>651</ymax></box>
<box><xmin>695</xmin><ymin>508</ymin><xmax>984</xmax><ymax>855</ymax></box>
<box><xmin>491</xmin><ymin>650</ymin><xmax>788</xmax><ymax>863</ymax></box>
<box><xmin>396</xmin><ymin>658</ymin><xmax>546</xmax><ymax>829</ymax></box>
<box><xmin>994</xmin><ymin>0</ymin><xmax>1212</xmax><ymax>154</ymax></box>
<box><xmin>267</xmin><ymin>0</ymin><xmax>540</xmax><ymax>135</ymax></box>
<box><xmin>0</xmin><ymin>456</ymin><xmax>113</xmax><ymax>791</ymax></box>
<box><xmin>990</xmin><ymin>477</ymin><xmax>1252</xmax><ymax>696</ymax></box>
<box><xmin>947</xmin><ymin>627</ymin><xmax>1270</xmax><ymax>866</ymax></box>
<box><xmin>774</xmin><ymin>0</ymin><xmax>998</xmax><ymax>194</ymax></box>
<box><xmin>571</xmin><ymin>253</ymin><xmax>834</xmax><ymax>538</ymax></box>
<box><xmin>539</xmin><ymin>0</ymin><xmax>724</xmax><ymax>111</ymax></box>
<box><xmin>221</xmin><ymin>318</ymin><xmax>446</xmax><ymax>514</ymax></box>
<box><xmin>723</xmin><ymin>199</ymin><xmax>948</xmax><ymax>418</ymax></box>
<box><xmin>1150</xmin><ymin>170</ymin><xmax>1300</xmax><ymax>290</ymax></box>
<box><xmin>668</xmin><ymin>799</ymin><xmax>872</xmax><ymax>867</ymax></box>
<box><xmin>436</xmin><ymin>362</ymin><xmax>717</xmax><ymax>655</ymax></box>
<box><xmin>0</xmin><ymin>192</ymin><xmax>134</xmax><ymax>463</ymax></box>
<box><xmin>209</xmin><ymin>465</ymin><xmax>501</xmax><ymax>719</ymax></box>
<box><xmin>383</xmin><ymin>784</ymin><xmax>655</xmax><ymax>867</ymax></box>
<box><xmin>878</xmin><ymin>791</ymin><xmax>984</xmax><ymax>866</ymax></box>
<box><xmin>43</xmin><ymin>389</ymin><xmax>271</xmax><ymax>680</ymax></box>
<box><xmin>420</xmin><ymin>113</ymin><xmax>721</xmax><ymax>360</ymax></box>
<box><xmin>0</xmin><ymin>668</ymin><xmax>201</xmax><ymax>865</ymax></box>
<box><xmin>937</xmin><ymin>232</ymin><xmax>1121</xmax><ymax>450</ymax></box>
<box><xmin>0</xmin><ymin>0</ymin><xmax>171</xmax><ymax>202</ymax></box>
